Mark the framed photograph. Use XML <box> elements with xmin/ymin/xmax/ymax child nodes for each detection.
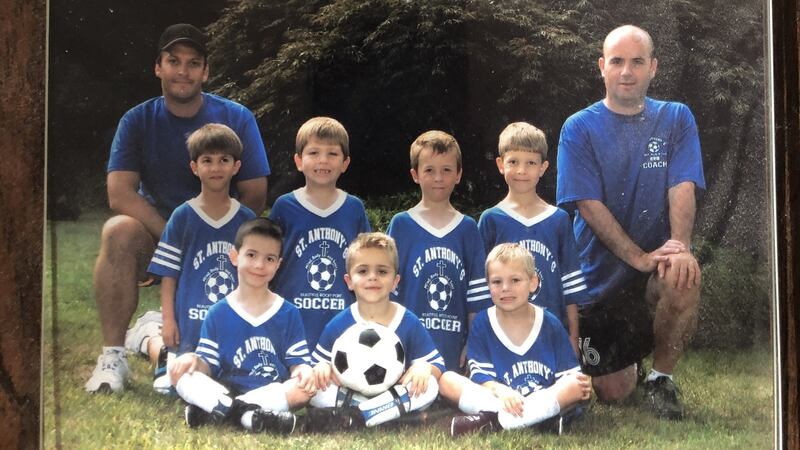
<box><xmin>0</xmin><ymin>0</ymin><xmax>797</xmax><ymax>447</ymax></box>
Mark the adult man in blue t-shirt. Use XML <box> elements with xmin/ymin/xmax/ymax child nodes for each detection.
<box><xmin>556</xmin><ymin>25</ymin><xmax>704</xmax><ymax>419</ymax></box>
<box><xmin>85</xmin><ymin>24</ymin><xmax>270</xmax><ymax>394</ymax></box>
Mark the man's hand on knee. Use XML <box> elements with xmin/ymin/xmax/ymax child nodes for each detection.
<box><xmin>659</xmin><ymin>252</ymin><xmax>701</xmax><ymax>290</ymax></box>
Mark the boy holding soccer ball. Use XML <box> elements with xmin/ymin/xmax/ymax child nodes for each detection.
<box><xmin>439</xmin><ymin>243</ymin><xmax>592</xmax><ymax>436</ymax></box>
<box><xmin>307</xmin><ymin>232</ymin><xmax>445</xmax><ymax>430</ymax></box>
<box><xmin>168</xmin><ymin>218</ymin><xmax>316</xmax><ymax>433</ymax></box>
<box><xmin>127</xmin><ymin>124</ymin><xmax>257</xmax><ymax>393</ymax></box>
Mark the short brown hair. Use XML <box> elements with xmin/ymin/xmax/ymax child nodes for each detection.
<box><xmin>485</xmin><ymin>242</ymin><xmax>537</xmax><ymax>279</ymax></box>
<box><xmin>498</xmin><ymin>122</ymin><xmax>547</xmax><ymax>160</ymax></box>
<box><xmin>295</xmin><ymin>117</ymin><xmax>350</xmax><ymax>158</ymax></box>
<box><xmin>409</xmin><ymin>130</ymin><xmax>462</xmax><ymax>171</ymax></box>
<box><xmin>234</xmin><ymin>217</ymin><xmax>283</xmax><ymax>252</ymax></box>
<box><xmin>345</xmin><ymin>232</ymin><xmax>399</xmax><ymax>273</ymax></box>
<box><xmin>186</xmin><ymin>123</ymin><xmax>243</xmax><ymax>161</ymax></box>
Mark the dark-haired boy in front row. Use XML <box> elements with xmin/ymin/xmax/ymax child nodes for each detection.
<box><xmin>168</xmin><ymin>218</ymin><xmax>315</xmax><ymax>433</ymax></box>
<box><xmin>307</xmin><ymin>232</ymin><xmax>445</xmax><ymax>430</ymax></box>
<box><xmin>127</xmin><ymin>123</ymin><xmax>257</xmax><ymax>393</ymax></box>
<box><xmin>439</xmin><ymin>243</ymin><xmax>591</xmax><ymax>437</ymax></box>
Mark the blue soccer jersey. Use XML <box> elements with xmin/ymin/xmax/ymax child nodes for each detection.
<box><xmin>556</xmin><ymin>98</ymin><xmax>705</xmax><ymax>303</ymax></box>
<box><xmin>478</xmin><ymin>204</ymin><xmax>590</xmax><ymax>324</ymax></box>
<box><xmin>312</xmin><ymin>303</ymin><xmax>446</xmax><ymax>374</ymax></box>
<box><xmin>269</xmin><ymin>188</ymin><xmax>371</xmax><ymax>350</ymax></box>
<box><xmin>386</xmin><ymin>208</ymin><xmax>490</xmax><ymax>371</ymax></box>
<box><xmin>107</xmin><ymin>93</ymin><xmax>269</xmax><ymax>219</ymax></box>
<box><xmin>147</xmin><ymin>198</ymin><xmax>256</xmax><ymax>354</ymax></box>
<box><xmin>468</xmin><ymin>305</ymin><xmax>581</xmax><ymax>396</ymax></box>
<box><xmin>195</xmin><ymin>296</ymin><xmax>311</xmax><ymax>393</ymax></box>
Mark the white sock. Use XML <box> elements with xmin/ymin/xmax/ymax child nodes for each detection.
<box><xmin>357</xmin><ymin>376</ymin><xmax>439</xmax><ymax>427</ymax></box>
<box><xmin>236</xmin><ymin>382</ymin><xmax>290</xmax><ymax>412</ymax></box>
<box><xmin>497</xmin><ymin>388</ymin><xmax>560</xmax><ymax>430</ymax></box>
<box><xmin>647</xmin><ymin>369</ymin><xmax>672</xmax><ymax>382</ymax></box>
<box><xmin>175</xmin><ymin>372</ymin><xmax>233</xmax><ymax>415</ymax></box>
<box><xmin>457</xmin><ymin>383</ymin><xmax>501</xmax><ymax>414</ymax></box>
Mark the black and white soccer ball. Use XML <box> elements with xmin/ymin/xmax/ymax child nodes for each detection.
<box><xmin>331</xmin><ymin>323</ymin><xmax>405</xmax><ymax>397</ymax></box>
<box><xmin>425</xmin><ymin>275</ymin><xmax>454</xmax><ymax>311</ymax></box>
<box><xmin>205</xmin><ymin>270</ymin><xmax>234</xmax><ymax>303</ymax></box>
<box><xmin>307</xmin><ymin>256</ymin><xmax>336</xmax><ymax>291</ymax></box>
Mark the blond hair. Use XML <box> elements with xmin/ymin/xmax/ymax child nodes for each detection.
<box><xmin>346</xmin><ymin>232</ymin><xmax>399</xmax><ymax>273</ymax></box>
<box><xmin>295</xmin><ymin>116</ymin><xmax>350</xmax><ymax>157</ymax></box>
<box><xmin>409</xmin><ymin>130</ymin><xmax>462</xmax><ymax>171</ymax></box>
<box><xmin>186</xmin><ymin>123</ymin><xmax>243</xmax><ymax>161</ymax></box>
<box><xmin>497</xmin><ymin>122</ymin><xmax>547</xmax><ymax>160</ymax></box>
<box><xmin>485</xmin><ymin>242</ymin><xmax>537</xmax><ymax>278</ymax></box>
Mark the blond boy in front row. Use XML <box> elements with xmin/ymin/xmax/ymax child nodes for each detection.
<box><xmin>125</xmin><ymin>123</ymin><xmax>257</xmax><ymax>393</ymax></box>
<box><xmin>387</xmin><ymin>131</ymin><xmax>491</xmax><ymax>372</ymax></box>
<box><xmin>168</xmin><ymin>218</ymin><xmax>315</xmax><ymax>434</ymax></box>
<box><xmin>307</xmin><ymin>232</ymin><xmax>445</xmax><ymax>430</ymax></box>
<box><xmin>477</xmin><ymin>122</ymin><xmax>588</xmax><ymax>354</ymax></box>
<box><xmin>269</xmin><ymin>117</ymin><xmax>371</xmax><ymax>352</ymax></box>
<box><xmin>439</xmin><ymin>243</ymin><xmax>592</xmax><ymax>437</ymax></box>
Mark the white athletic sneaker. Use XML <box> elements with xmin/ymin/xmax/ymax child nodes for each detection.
<box><xmin>85</xmin><ymin>351</ymin><xmax>129</xmax><ymax>393</ymax></box>
<box><xmin>124</xmin><ymin>310</ymin><xmax>163</xmax><ymax>355</ymax></box>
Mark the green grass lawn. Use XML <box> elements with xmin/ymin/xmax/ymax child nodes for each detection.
<box><xmin>42</xmin><ymin>216</ymin><xmax>775</xmax><ymax>449</ymax></box>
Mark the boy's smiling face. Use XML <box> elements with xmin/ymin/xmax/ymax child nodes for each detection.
<box><xmin>294</xmin><ymin>137</ymin><xmax>350</xmax><ymax>188</ymax></box>
<box><xmin>344</xmin><ymin>248</ymin><xmax>400</xmax><ymax>305</ymax></box>
<box><xmin>496</xmin><ymin>150</ymin><xmax>548</xmax><ymax>196</ymax></box>
<box><xmin>229</xmin><ymin>234</ymin><xmax>282</xmax><ymax>290</ymax></box>
<box><xmin>410</xmin><ymin>147</ymin><xmax>462</xmax><ymax>203</ymax></box>
<box><xmin>190</xmin><ymin>152</ymin><xmax>241</xmax><ymax>192</ymax></box>
<box><xmin>487</xmin><ymin>259</ymin><xmax>538</xmax><ymax>314</ymax></box>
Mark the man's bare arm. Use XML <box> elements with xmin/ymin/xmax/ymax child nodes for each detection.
<box><xmin>667</xmin><ymin>181</ymin><xmax>696</xmax><ymax>247</ymax></box>
<box><xmin>107</xmin><ymin>171</ymin><xmax>166</xmax><ymax>240</ymax></box>
<box><xmin>237</xmin><ymin>176</ymin><xmax>268</xmax><ymax>216</ymax></box>
<box><xmin>577</xmin><ymin>199</ymin><xmax>679</xmax><ymax>273</ymax></box>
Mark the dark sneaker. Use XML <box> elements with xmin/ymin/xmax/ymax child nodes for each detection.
<box><xmin>644</xmin><ymin>376</ymin><xmax>684</xmax><ymax>420</ymax></box>
<box><xmin>534</xmin><ymin>415</ymin><xmax>563</xmax><ymax>435</ymax></box>
<box><xmin>250</xmin><ymin>409</ymin><xmax>297</xmax><ymax>435</ymax></box>
<box><xmin>303</xmin><ymin>407</ymin><xmax>364</xmax><ymax>433</ymax></box>
<box><xmin>185</xmin><ymin>404</ymin><xmax>224</xmax><ymax>429</ymax></box>
<box><xmin>450</xmin><ymin>411</ymin><xmax>499</xmax><ymax>437</ymax></box>
<box><xmin>636</xmin><ymin>359</ymin><xmax>647</xmax><ymax>386</ymax></box>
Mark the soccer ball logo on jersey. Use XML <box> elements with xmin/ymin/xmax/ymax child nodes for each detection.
<box><xmin>424</xmin><ymin>260</ymin><xmax>455</xmax><ymax>312</ymax></box>
<box><xmin>642</xmin><ymin>137</ymin><xmax>668</xmax><ymax>169</ymax></box>
<box><xmin>306</xmin><ymin>241</ymin><xmax>337</xmax><ymax>292</ymax></box>
<box><xmin>203</xmin><ymin>254</ymin><xmax>235</xmax><ymax>303</ymax></box>
<box><xmin>250</xmin><ymin>350</ymin><xmax>279</xmax><ymax>380</ymax></box>
<box><xmin>529</xmin><ymin>266</ymin><xmax>544</xmax><ymax>303</ymax></box>
<box><xmin>517</xmin><ymin>374</ymin><xmax>543</xmax><ymax>397</ymax></box>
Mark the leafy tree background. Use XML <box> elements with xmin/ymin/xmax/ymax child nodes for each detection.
<box><xmin>49</xmin><ymin>0</ymin><xmax>766</xmax><ymax>252</ymax></box>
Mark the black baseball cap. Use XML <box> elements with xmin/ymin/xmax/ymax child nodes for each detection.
<box><xmin>157</xmin><ymin>23</ymin><xmax>207</xmax><ymax>57</ymax></box>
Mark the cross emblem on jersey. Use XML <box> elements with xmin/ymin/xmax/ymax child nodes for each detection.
<box><xmin>216</xmin><ymin>254</ymin><xmax>228</xmax><ymax>270</ymax></box>
<box><xmin>253</xmin><ymin>350</ymin><xmax>277</xmax><ymax>380</ymax></box>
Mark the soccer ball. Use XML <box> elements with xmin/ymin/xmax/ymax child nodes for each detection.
<box><xmin>425</xmin><ymin>275</ymin><xmax>453</xmax><ymax>311</ymax></box>
<box><xmin>331</xmin><ymin>323</ymin><xmax>406</xmax><ymax>397</ymax></box>
<box><xmin>307</xmin><ymin>256</ymin><xmax>336</xmax><ymax>291</ymax></box>
<box><xmin>205</xmin><ymin>270</ymin><xmax>234</xmax><ymax>303</ymax></box>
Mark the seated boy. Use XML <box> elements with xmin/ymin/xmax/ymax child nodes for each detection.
<box><xmin>478</xmin><ymin>122</ymin><xmax>588</xmax><ymax>354</ymax></box>
<box><xmin>386</xmin><ymin>130</ymin><xmax>490</xmax><ymax>372</ymax></box>
<box><xmin>168</xmin><ymin>218</ymin><xmax>315</xmax><ymax>433</ymax></box>
<box><xmin>307</xmin><ymin>232</ymin><xmax>445</xmax><ymax>430</ymax></box>
<box><xmin>126</xmin><ymin>123</ymin><xmax>257</xmax><ymax>392</ymax></box>
<box><xmin>269</xmin><ymin>117</ymin><xmax>371</xmax><ymax>351</ymax></box>
<box><xmin>439</xmin><ymin>243</ymin><xmax>592</xmax><ymax>436</ymax></box>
